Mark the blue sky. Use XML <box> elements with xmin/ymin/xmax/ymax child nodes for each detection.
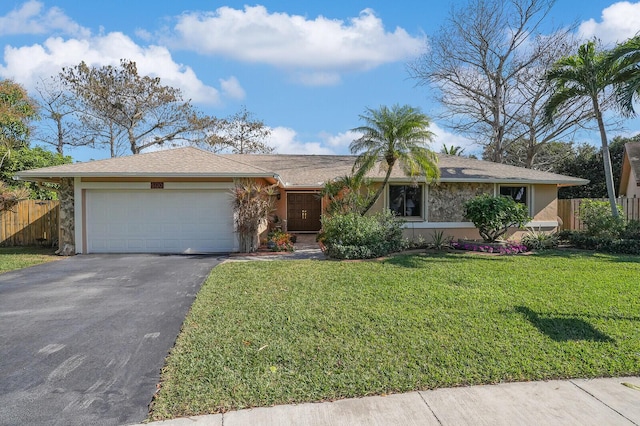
<box><xmin>1</xmin><ymin>0</ymin><xmax>639</xmax><ymax>162</ymax></box>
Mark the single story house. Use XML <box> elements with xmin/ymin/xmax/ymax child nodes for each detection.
<box><xmin>619</xmin><ymin>142</ymin><xmax>640</xmax><ymax>198</ymax></box>
<box><xmin>17</xmin><ymin>147</ymin><xmax>587</xmax><ymax>254</ymax></box>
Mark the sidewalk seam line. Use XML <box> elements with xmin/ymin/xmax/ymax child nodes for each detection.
<box><xmin>570</xmin><ymin>379</ymin><xmax>639</xmax><ymax>426</ymax></box>
<box><xmin>417</xmin><ymin>391</ymin><xmax>443</xmax><ymax>425</ymax></box>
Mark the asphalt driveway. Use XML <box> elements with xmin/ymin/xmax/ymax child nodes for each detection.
<box><xmin>0</xmin><ymin>254</ymin><xmax>224</xmax><ymax>426</ymax></box>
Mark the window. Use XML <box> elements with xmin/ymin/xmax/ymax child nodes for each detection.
<box><xmin>389</xmin><ymin>185</ymin><xmax>422</xmax><ymax>217</ymax></box>
<box><xmin>500</xmin><ymin>186</ymin><xmax>528</xmax><ymax>205</ymax></box>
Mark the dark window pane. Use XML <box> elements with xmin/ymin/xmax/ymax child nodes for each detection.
<box><xmin>389</xmin><ymin>185</ymin><xmax>405</xmax><ymax>216</ymax></box>
<box><xmin>389</xmin><ymin>185</ymin><xmax>422</xmax><ymax>217</ymax></box>
<box><xmin>500</xmin><ymin>186</ymin><xmax>527</xmax><ymax>205</ymax></box>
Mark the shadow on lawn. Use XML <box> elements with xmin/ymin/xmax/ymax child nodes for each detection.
<box><xmin>529</xmin><ymin>248</ymin><xmax>640</xmax><ymax>263</ymax></box>
<box><xmin>384</xmin><ymin>251</ymin><xmax>508</xmax><ymax>268</ymax></box>
<box><xmin>515</xmin><ymin>306</ymin><xmax>615</xmax><ymax>342</ymax></box>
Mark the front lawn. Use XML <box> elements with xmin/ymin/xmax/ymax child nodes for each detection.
<box><xmin>151</xmin><ymin>251</ymin><xmax>640</xmax><ymax>419</ymax></box>
<box><xmin>0</xmin><ymin>246</ymin><xmax>59</xmax><ymax>273</ymax></box>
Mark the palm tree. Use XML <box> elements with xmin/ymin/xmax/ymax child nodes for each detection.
<box><xmin>441</xmin><ymin>144</ymin><xmax>465</xmax><ymax>156</ymax></box>
<box><xmin>544</xmin><ymin>41</ymin><xmax>619</xmax><ymax>217</ymax></box>
<box><xmin>350</xmin><ymin>104</ymin><xmax>439</xmax><ymax>215</ymax></box>
<box><xmin>608</xmin><ymin>35</ymin><xmax>640</xmax><ymax>117</ymax></box>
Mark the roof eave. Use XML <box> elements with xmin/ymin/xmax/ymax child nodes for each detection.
<box><xmin>15</xmin><ymin>172</ymin><xmax>279</xmax><ymax>183</ymax></box>
<box><xmin>375</xmin><ymin>177</ymin><xmax>590</xmax><ymax>186</ymax></box>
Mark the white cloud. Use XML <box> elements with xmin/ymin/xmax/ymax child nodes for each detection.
<box><xmin>579</xmin><ymin>1</ymin><xmax>640</xmax><ymax>44</ymax></box>
<box><xmin>219</xmin><ymin>76</ymin><xmax>246</xmax><ymax>101</ymax></box>
<box><xmin>169</xmin><ymin>6</ymin><xmax>426</xmax><ymax>85</ymax></box>
<box><xmin>265</xmin><ymin>125</ymin><xmax>476</xmax><ymax>157</ymax></box>
<box><xmin>0</xmin><ymin>0</ymin><xmax>90</xmax><ymax>38</ymax></box>
<box><xmin>430</xmin><ymin>123</ymin><xmax>480</xmax><ymax>156</ymax></box>
<box><xmin>267</xmin><ymin>127</ymin><xmax>337</xmax><ymax>155</ymax></box>
<box><xmin>0</xmin><ymin>32</ymin><xmax>242</xmax><ymax>105</ymax></box>
<box><xmin>319</xmin><ymin>130</ymin><xmax>360</xmax><ymax>150</ymax></box>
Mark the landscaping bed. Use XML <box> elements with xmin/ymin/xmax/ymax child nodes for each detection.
<box><xmin>150</xmin><ymin>251</ymin><xmax>640</xmax><ymax>419</ymax></box>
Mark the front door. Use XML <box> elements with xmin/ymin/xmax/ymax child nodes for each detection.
<box><xmin>287</xmin><ymin>193</ymin><xmax>321</xmax><ymax>232</ymax></box>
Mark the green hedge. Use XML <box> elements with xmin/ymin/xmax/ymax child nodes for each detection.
<box><xmin>320</xmin><ymin>211</ymin><xmax>405</xmax><ymax>259</ymax></box>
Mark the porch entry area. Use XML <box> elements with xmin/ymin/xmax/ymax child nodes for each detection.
<box><xmin>286</xmin><ymin>192</ymin><xmax>321</xmax><ymax>232</ymax></box>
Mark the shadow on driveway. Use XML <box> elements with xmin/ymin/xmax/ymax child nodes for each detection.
<box><xmin>0</xmin><ymin>254</ymin><xmax>224</xmax><ymax>426</ymax></box>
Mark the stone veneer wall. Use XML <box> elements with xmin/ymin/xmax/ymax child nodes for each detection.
<box><xmin>56</xmin><ymin>178</ymin><xmax>75</xmax><ymax>256</ymax></box>
<box><xmin>428</xmin><ymin>183</ymin><xmax>494</xmax><ymax>222</ymax></box>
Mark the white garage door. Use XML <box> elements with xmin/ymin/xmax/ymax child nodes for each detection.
<box><xmin>86</xmin><ymin>190</ymin><xmax>235</xmax><ymax>253</ymax></box>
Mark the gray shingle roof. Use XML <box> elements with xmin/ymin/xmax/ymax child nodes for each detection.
<box><xmin>17</xmin><ymin>146</ymin><xmax>588</xmax><ymax>187</ymax></box>
<box><xmin>16</xmin><ymin>147</ymin><xmax>274</xmax><ymax>178</ymax></box>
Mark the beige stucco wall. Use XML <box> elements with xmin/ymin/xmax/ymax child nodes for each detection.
<box><xmin>531</xmin><ymin>185</ymin><xmax>557</xmax><ymax>222</ymax></box>
<box><xmin>625</xmin><ymin>169</ymin><xmax>640</xmax><ymax>198</ymax></box>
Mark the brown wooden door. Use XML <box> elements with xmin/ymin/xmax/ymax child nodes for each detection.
<box><xmin>287</xmin><ymin>193</ymin><xmax>321</xmax><ymax>232</ymax></box>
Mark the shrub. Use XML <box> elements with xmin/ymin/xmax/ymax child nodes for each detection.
<box><xmin>405</xmin><ymin>235</ymin><xmax>428</xmax><ymax>250</ymax></box>
<box><xmin>450</xmin><ymin>240</ymin><xmax>528</xmax><ymax>255</ymax></box>
<box><xmin>564</xmin><ymin>231</ymin><xmax>640</xmax><ymax>254</ymax></box>
<box><xmin>429</xmin><ymin>230</ymin><xmax>452</xmax><ymax>250</ymax></box>
<box><xmin>578</xmin><ymin>199</ymin><xmax>624</xmax><ymax>239</ymax></box>
<box><xmin>231</xmin><ymin>179</ymin><xmax>278</xmax><ymax>253</ymax></box>
<box><xmin>521</xmin><ymin>228</ymin><xmax>558</xmax><ymax>251</ymax></box>
<box><xmin>556</xmin><ymin>229</ymin><xmax>576</xmax><ymax>242</ymax></box>
<box><xmin>321</xmin><ymin>210</ymin><xmax>405</xmax><ymax>259</ymax></box>
<box><xmin>600</xmin><ymin>238</ymin><xmax>640</xmax><ymax>254</ymax></box>
<box><xmin>620</xmin><ymin>219</ymin><xmax>640</xmax><ymax>240</ymax></box>
<box><xmin>463</xmin><ymin>194</ymin><xmax>530</xmax><ymax>242</ymax></box>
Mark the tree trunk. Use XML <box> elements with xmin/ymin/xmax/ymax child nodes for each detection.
<box><xmin>238</xmin><ymin>231</ymin><xmax>259</xmax><ymax>253</ymax></box>
<box><xmin>361</xmin><ymin>163</ymin><xmax>394</xmax><ymax>215</ymax></box>
<box><xmin>593</xmin><ymin>98</ymin><xmax>619</xmax><ymax>217</ymax></box>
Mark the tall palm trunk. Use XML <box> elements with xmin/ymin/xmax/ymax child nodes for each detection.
<box><xmin>592</xmin><ymin>98</ymin><xmax>619</xmax><ymax>217</ymax></box>
<box><xmin>361</xmin><ymin>164</ymin><xmax>394</xmax><ymax>215</ymax></box>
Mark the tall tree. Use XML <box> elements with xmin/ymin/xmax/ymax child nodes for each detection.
<box><xmin>217</xmin><ymin>106</ymin><xmax>273</xmax><ymax>154</ymax></box>
<box><xmin>509</xmin><ymin>32</ymin><xmax>594</xmax><ymax>168</ymax></box>
<box><xmin>408</xmin><ymin>0</ymin><xmax>592</xmax><ymax>166</ymax></box>
<box><xmin>608</xmin><ymin>35</ymin><xmax>640</xmax><ymax>117</ymax></box>
<box><xmin>556</xmin><ymin>136</ymin><xmax>629</xmax><ymax>199</ymax></box>
<box><xmin>60</xmin><ymin>59</ymin><xmax>221</xmax><ymax>156</ymax></box>
<box><xmin>0</xmin><ymin>79</ymin><xmax>38</xmax><ymax>170</ymax></box>
<box><xmin>0</xmin><ymin>80</ymin><xmax>37</xmax><ymax>148</ymax></box>
<box><xmin>1</xmin><ymin>146</ymin><xmax>72</xmax><ymax>199</ymax></box>
<box><xmin>350</xmin><ymin>104</ymin><xmax>439</xmax><ymax>215</ymax></box>
<box><xmin>485</xmin><ymin>138</ymin><xmax>575</xmax><ymax>171</ymax></box>
<box><xmin>33</xmin><ymin>76</ymin><xmax>93</xmax><ymax>156</ymax></box>
<box><xmin>545</xmin><ymin>41</ymin><xmax>619</xmax><ymax>216</ymax></box>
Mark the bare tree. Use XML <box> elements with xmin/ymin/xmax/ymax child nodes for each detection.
<box><xmin>33</xmin><ymin>77</ymin><xmax>94</xmax><ymax>156</ymax></box>
<box><xmin>213</xmin><ymin>106</ymin><xmax>273</xmax><ymax>154</ymax></box>
<box><xmin>59</xmin><ymin>59</ymin><xmax>222</xmax><ymax>155</ymax></box>
<box><xmin>409</xmin><ymin>0</ymin><xmax>595</xmax><ymax>166</ymax></box>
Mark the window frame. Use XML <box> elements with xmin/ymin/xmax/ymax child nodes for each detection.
<box><xmin>388</xmin><ymin>184</ymin><xmax>424</xmax><ymax>220</ymax></box>
<box><xmin>498</xmin><ymin>184</ymin><xmax>531</xmax><ymax>213</ymax></box>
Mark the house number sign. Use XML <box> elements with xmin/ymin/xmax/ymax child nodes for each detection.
<box><xmin>150</xmin><ymin>182</ymin><xmax>164</xmax><ymax>189</ymax></box>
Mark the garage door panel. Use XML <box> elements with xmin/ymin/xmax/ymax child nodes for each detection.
<box><xmin>86</xmin><ymin>190</ymin><xmax>235</xmax><ymax>253</ymax></box>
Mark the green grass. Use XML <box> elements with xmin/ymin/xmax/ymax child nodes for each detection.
<box><xmin>151</xmin><ymin>251</ymin><xmax>640</xmax><ymax>419</ymax></box>
<box><xmin>0</xmin><ymin>246</ymin><xmax>59</xmax><ymax>273</ymax></box>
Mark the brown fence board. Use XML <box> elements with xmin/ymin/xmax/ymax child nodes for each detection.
<box><xmin>0</xmin><ymin>200</ymin><xmax>59</xmax><ymax>246</ymax></box>
<box><xmin>558</xmin><ymin>198</ymin><xmax>640</xmax><ymax>231</ymax></box>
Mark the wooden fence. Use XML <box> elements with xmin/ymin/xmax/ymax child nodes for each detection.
<box><xmin>0</xmin><ymin>200</ymin><xmax>59</xmax><ymax>246</ymax></box>
<box><xmin>557</xmin><ymin>198</ymin><xmax>640</xmax><ymax>231</ymax></box>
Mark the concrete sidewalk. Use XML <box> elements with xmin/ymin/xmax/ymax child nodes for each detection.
<box><xmin>137</xmin><ymin>376</ymin><xmax>640</xmax><ymax>426</ymax></box>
